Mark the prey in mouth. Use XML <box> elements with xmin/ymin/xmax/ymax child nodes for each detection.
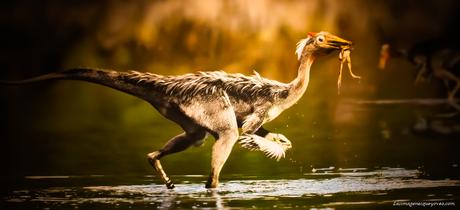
<box><xmin>338</xmin><ymin>46</ymin><xmax>361</xmax><ymax>95</ymax></box>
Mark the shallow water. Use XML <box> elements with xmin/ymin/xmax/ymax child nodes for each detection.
<box><xmin>2</xmin><ymin>97</ymin><xmax>460</xmax><ymax>209</ymax></box>
<box><xmin>2</xmin><ymin>168</ymin><xmax>459</xmax><ymax>209</ymax></box>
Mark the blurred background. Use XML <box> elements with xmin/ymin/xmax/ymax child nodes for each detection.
<box><xmin>1</xmin><ymin>0</ymin><xmax>459</xmax><ymax>179</ymax></box>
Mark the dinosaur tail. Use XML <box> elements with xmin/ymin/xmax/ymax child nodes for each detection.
<box><xmin>0</xmin><ymin>68</ymin><xmax>150</xmax><ymax>98</ymax></box>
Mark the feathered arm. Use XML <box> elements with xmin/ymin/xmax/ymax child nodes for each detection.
<box><xmin>238</xmin><ymin>133</ymin><xmax>292</xmax><ymax>161</ymax></box>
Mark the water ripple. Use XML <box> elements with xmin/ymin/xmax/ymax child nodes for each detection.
<box><xmin>3</xmin><ymin>168</ymin><xmax>460</xmax><ymax>209</ymax></box>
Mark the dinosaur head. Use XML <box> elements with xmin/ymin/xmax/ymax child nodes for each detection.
<box><xmin>296</xmin><ymin>31</ymin><xmax>352</xmax><ymax>60</ymax></box>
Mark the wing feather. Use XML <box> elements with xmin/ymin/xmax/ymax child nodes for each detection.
<box><xmin>238</xmin><ymin>134</ymin><xmax>288</xmax><ymax>161</ymax></box>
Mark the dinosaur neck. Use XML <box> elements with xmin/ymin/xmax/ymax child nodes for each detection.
<box><xmin>283</xmin><ymin>54</ymin><xmax>315</xmax><ymax>108</ymax></box>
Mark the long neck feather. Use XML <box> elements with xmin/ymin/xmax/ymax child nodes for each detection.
<box><xmin>284</xmin><ymin>54</ymin><xmax>314</xmax><ymax>107</ymax></box>
<box><xmin>273</xmin><ymin>38</ymin><xmax>316</xmax><ymax>111</ymax></box>
<box><xmin>265</xmin><ymin>39</ymin><xmax>315</xmax><ymax>121</ymax></box>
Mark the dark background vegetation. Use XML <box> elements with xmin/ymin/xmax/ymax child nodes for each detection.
<box><xmin>1</xmin><ymin>0</ymin><xmax>459</xmax><ymax>179</ymax></box>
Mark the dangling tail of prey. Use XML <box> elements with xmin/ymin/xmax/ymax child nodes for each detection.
<box><xmin>0</xmin><ymin>68</ymin><xmax>153</xmax><ymax>99</ymax></box>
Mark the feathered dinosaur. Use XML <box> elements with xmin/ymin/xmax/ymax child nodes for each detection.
<box><xmin>1</xmin><ymin>31</ymin><xmax>353</xmax><ymax>189</ymax></box>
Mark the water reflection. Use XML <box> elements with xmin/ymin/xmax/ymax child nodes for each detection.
<box><xmin>3</xmin><ymin>168</ymin><xmax>459</xmax><ymax>209</ymax></box>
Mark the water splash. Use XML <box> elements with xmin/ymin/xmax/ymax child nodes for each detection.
<box><xmin>3</xmin><ymin>168</ymin><xmax>460</xmax><ymax>209</ymax></box>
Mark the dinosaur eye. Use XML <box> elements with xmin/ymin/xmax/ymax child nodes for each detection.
<box><xmin>317</xmin><ymin>35</ymin><xmax>325</xmax><ymax>43</ymax></box>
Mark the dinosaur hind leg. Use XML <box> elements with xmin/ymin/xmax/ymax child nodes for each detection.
<box><xmin>147</xmin><ymin>152</ymin><xmax>174</xmax><ymax>189</ymax></box>
<box><xmin>206</xmin><ymin>128</ymin><xmax>239</xmax><ymax>188</ymax></box>
<box><xmin>148</xmin><ymin>130</ymin><xmax>207</xmax><ymax>189</ymax></box>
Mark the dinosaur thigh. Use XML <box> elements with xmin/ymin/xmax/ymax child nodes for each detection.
<box><xmin>179</xmin><ymin>94</ymin><xmax>238</xmax><ymax>136</ymax></box>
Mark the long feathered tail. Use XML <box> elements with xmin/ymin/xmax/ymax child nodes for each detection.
<box><xmin>0</xmin><ymin>68</ymin><xmax>153</xmax><ymax>99</ymax></box>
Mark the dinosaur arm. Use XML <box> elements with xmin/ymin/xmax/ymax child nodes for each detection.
<box><xmin>241</xmin><ymin>108</ymin><xmax>268</xmax><ymax>134</ymax></box>
<box><xmin>255</xmin><ymin>127</ymin><xmax>291</xmax><ymax>146</ymax></box>
<box><xmin>241</xmin><ymin>114</ymin><xmax>264</xmax><ymax>134</ymax></box>
<box><xmin>239</xmin><ymin>110</ymin><xmax>292</xmax><ymax>160</ymax></box>
<box><xmin>238</xmin><ymin>126</ymin><xmax>292</xmax><ymax>161</ymax></box>
<box><xmin>255</xmin><ymin>126</ymin><xmax>269</xmax><ymax>137</ymax></box>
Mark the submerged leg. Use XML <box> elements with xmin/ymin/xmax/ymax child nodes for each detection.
<box><xmin>206</xmin><ymin>129</ymin><xmax>239</xmax><ymax>188</ymax></box>
<box><xmin>147</xmin><ymin>131</ymin><xmax>206</xmax><ymax>189</ymax></box>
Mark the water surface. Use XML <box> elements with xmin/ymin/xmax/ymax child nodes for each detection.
<box><xmin>2</xmin><ymin>97</ymin><xmax>460</xmax><ymax>209</ymax></box>
<box><xmin>2</xmin><ymin>168</ymin><xmax>459</xmax><ymax>209</ymax></box>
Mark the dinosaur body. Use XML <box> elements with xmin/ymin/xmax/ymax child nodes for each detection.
<box><xmin>2</xmin><ymin>31</ymin><xmax>352</xmax><ymax>188</ymax></box>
